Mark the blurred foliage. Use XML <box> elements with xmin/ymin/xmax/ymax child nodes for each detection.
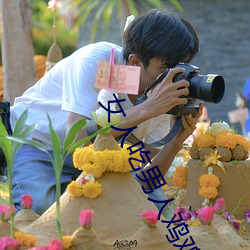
<box><xmin>69</xmin><ymin>0</ymin><xmax>183</xmax><ymax>42</ymax></box>
<box><xmin>0</xmin><ymin>1</ymin><xmax>79</xmax><ymax>65</ymax></box>
<box><xmin>32</xmin><ymin>1</ymin><xmax>79</xmax><ymax>58</ymax></box>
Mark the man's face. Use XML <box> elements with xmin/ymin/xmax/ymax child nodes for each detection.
<box><xmin>139</xmin><ymin>57</ymin><xmax>167</xmax><ymax>93</ymax></box>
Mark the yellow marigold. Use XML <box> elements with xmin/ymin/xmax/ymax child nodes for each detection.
<box><xmin>162</xmin><ymin>183</ymin><xmax>168</xmax><ymax>191</ymax></box>
<box><xmin>73</xmin><ymin>144</ymin><xmax>140</xmax><ymax>175</ymax></box>
<box><xmin>215</xmin><ymin>131</ymin><xmax>237</xmax><ymax>149</ymax></box>
<box><xmin>172</xmin><ymin>166</ymin><xmax>188</xmax><ymax>189</ymax></box>
<box><xmin>73</xmin><ymin>146</ymin><xmax>94</xmax><ymax>169</ymax></box>
<box><xmin>233</xmin><ymin>134</ymin><xmax>250</xmax><ymax>151</ymax></box>
<box><xmin>93</xmin><ymin>151</ymin><xmax>110</xmax><ymax>170</ymax></box>
<box><xmin>67</xmin><ymin>181</ymin><xmax>84</xmax><ymax>197</ymax></box>
<box><xmin>186</xmin><ymin>218</ymin><xmax>201</xmax><ymax>227</ymax></box>
<box><xmin>197</xmin><ymin>134</ymin><xmax>215</xmax><ymax>149</ymax></box>
<box><xmin>14</xmin><ymin>231</ymin><xmax>36</xmax><ymax>247</ymax></box>
<box><xmin>199</xmin><ymin>186</ymin><xmax>218</xmax><ymax>199</ymax></box>
<box><xmin>62</xmin><ymin>236</ymin><xmax>73</xmax><ymax>249</ymax></box>
<box><xmin>192</xmin><ymin>136</ymin><xmax>199</xmax><ymax>147</ymax></box>
<box><xmin>199</xmin><ymin>174</ymin><xmax>220</xmax><ymax>188</ymax></box>
<box><xmin>83</xmin><ymin>163</ymin><xmax>105</xmax><ymax>178</ymax></box>
<box><xmin>82</xmin><ymin>180</ymin><xmax>102</xmax><ymax>199</ymax></box>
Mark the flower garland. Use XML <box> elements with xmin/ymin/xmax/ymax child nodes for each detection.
<box><xmin>73</xmin><ymin>144</ymin><xmax>138</xmax><ymax>176</ymax></box>
<box><xmin>67</xmin><ymin>144</ymin><xmax>140</xmax><ymax>198</ymax></box>
<box><xmin>190</xmin><ymin>121</ymin><xmax>250</xmax><ymax>161</ymax></box>
<box><xmin>199</xmin><ymin>167</ymin><xmax>220</xmax><ymax>206</ymax></box>
<box><xmin>172</xmin><ymin>165</ymin><xmax>188</xmax><ymax>189</ymax></box>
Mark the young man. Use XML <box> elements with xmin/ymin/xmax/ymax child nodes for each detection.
<box><xmin>8</xmin><ymin>9</ymin><xmax>202</xmax><ymax>214</ymax></box>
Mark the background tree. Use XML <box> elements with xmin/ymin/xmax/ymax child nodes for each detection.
<box><xmin>69</xmin><ymin>0</ymin><xmax>183</xmax><ymax>42</ymax></box>
<box><xmin>1</xmin><ymin>0</ymin><xmax>182</xmax><ymax>104</ymax></box>
<box><xmin>1</xmin><ymin>0</ymin><xmax>35</xmax><ymax>104</ymax></box>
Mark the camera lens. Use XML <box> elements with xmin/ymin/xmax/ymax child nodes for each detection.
<box><xmin>189</xmin><ymin>74</ymin><xmax>225</xmax><ymax>103</ymax></box>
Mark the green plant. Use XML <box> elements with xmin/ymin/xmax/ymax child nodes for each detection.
<box><xmin>32</xmin><ymin>1</ymin><xmax>78</xmax><ymax>57</ymax></box>
<box><xmin>0</xmin><ymin>181</ymin><xmax>9</xmax><ymax>205</ymax></box>
<box><xmin>69</xmin><ymin>0</ymin><xmax>184</xmax><ymax>42</ymax></box>
<box><xmin>0</xmin><ymin>109</ymin><xmax>38</xmax><ymax>238</ymax></box>
<box><xmin>7</xmin><ymin>112</ymin><xmax>119</xmax><ymax>240</ymax></box>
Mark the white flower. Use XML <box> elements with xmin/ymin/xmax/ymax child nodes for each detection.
<box><xmin>206</xmin><ymin>121</ymin><xmax>232</xmax><ymax>136</ymax></box>
<box><xmin>93</xmin><ymin>89</ymin><xmax>120</xmax><ymax>127</ymax></box>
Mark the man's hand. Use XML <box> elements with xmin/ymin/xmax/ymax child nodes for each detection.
<box><xmin>141</xmin><ymin>67</ymin><xmax>190</xmax><ymax>119</ymax></box>
<box><xmin>172</xmin><ymin>102</ymin><xmax>204</xmax><ymax>145</ymax></box>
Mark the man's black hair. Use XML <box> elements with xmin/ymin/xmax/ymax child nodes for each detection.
<box><xmin>122</xmin><ymin>9</ymin><xmax>199</xmax><ymax>68</ymax></box>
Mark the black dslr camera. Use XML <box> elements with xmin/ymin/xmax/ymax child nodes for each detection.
<box><xmin>135</xmin><ymin>63</ymin><xmax>225</xmax><ymax>116</ymax></box>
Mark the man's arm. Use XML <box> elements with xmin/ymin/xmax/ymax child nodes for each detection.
<box><xmin>136</xmin><ymin>103</ymin><xmax>203</xmax><ymax>190</ymax></box>
<box><xmin>66</xmin><ymin>67</ymin><xmax>191</xmax><ymax>143</ymax></box>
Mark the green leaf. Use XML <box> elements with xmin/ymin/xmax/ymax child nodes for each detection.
<box><xmin>12</xmin><ymin>109</ymin><xmax>28</xmax><ymax>137</ymax></box>
<box><xmin>63</xmin><ymin>118</ymin><xmax>86</xmax><ymax>151</ymax></box>
<box><xmin>47</xmin><ymin>114</ymin><xmax>63</xmax><ymax>174</ymax></box>
<box><xmin>11</xmin><ymin>124</ymin><xmax>38</xmax><ymax>154</ymax></box>
<box><xmin>6</xmin><ymin>136</ymin><xmax>52</xmax><ymax>161</ymax></box>
<box><xmin>67</xmin><ymin>122</ymin><xmax>119</xmax><ymax>154</ymax></box>
<box><xmin>126</xmin><ymin>0</ymin><xmax>139</xmax><ymax>16</ymax></box>
<box><xmin>0</xmin><ymin>120</ymin><xmax>12</xmax><ymax>163</ymax></box>
<box><xmin>169</xmin><ymin>0</ymin><xmax>184</xmax><ymax>12</ymax></box>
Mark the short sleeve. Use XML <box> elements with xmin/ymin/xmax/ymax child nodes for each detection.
<box><xmin>61</xmin><ymin>57</ymin><xmax>100</xmax><ymax>119</ymax></box>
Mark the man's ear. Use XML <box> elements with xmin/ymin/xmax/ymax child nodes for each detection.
<box><xmin>128</xmin><ymin>54</ymin><xmax>140</xmax><ymax>66</ymax></box>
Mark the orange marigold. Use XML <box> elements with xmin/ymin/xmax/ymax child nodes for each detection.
<box><xmin>14</xmin><ymin>231</ymin><xmax>36</xmax><ymax>247</ymax></box>
<box><xmin>172</xmin><ymin>166</ymin><xmax>188</xmax><ymax>188</ymax></box>
<box><xmin>215</xmin><ymin>131</ymin><xmax>237</xmax><ymax>149</ymax></box>
<box><xmin>197</xmin><ymin>134</ymin><xmax>215</xmax><ymax>149</ymax></box>
<box><xmin>233</xmin><ymin>134</ymin><xmax>250</xmax><ymax>151</ymax></box>
<box><xmin>199</xmin><ymin>186</ymin><xmax>218</xmax><ymax>199</ymax></box>
<box><xmin>199</xmin><ymin>174</ymin><xmax>220</xmax><ymax>188</ymax></box>
<box><xmin>192</xmin><ymin>137</ymin><xmax>199</xmax><ymax>147</ymax></box>
<box><xmin>62</xmin><ymin>236</ymin><xmax>73</xmax><ymax>249</ymax></box>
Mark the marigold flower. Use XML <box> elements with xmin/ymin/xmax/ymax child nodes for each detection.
<box><xmin>186</xmin><ymin>218</ymin><xmax>201</xmax><ymax>227</ymax></box>
<box><xmin>20</xmin><ymin>194</ymin><xmax>33</xmax><ymax>209</ymax></box>
<box><xmin>197</xmin><ymin>206</ymin><xmax>214</xmax><ymax>225</ymax></box>
<box><xmin>14</xmin><ymin>231</ymin><xmax>36</xmax><ymax>247</ymax></box>
<box><xmin>73</xmin><ymin>144</ymin><xmax>140</xmax><ymax>178</ymax></box>
<box><xmin>172</xmin><ymin>166</ymin><xmax>188</xmax><ymax>189</ymax></box>
<box><xmin>139</xmin><ymin>210</ymin><xmax>158</xmax><ymax>227</ymax></box>
<box><xmin>82</xmin><ymin>180</ymin><xmax>102</xmax><ymax>199</ymax></box>
<box><xmin>197</xmin><ymin>134</ymin><xmax>215</xmax><ymax>149</ymax></box>
<box><xmin>79</xmin><ymin>210</ymin><xmax>94</xmax><ymax>229</ymax></box>
<box><xmin>82</xmin><ymin>163</ymin><xmax>105</xmax><ymax>178</ymax></box>
<box><xmin>199</xmin><ymin>174</ymin><xmax>220</xmax><ymax>188</ymax></box>
<box><xmin>199</xmin><ymin>186</ymin><xmax>218</xmax><ymax>199</ymax></box>
<box><xmin>0</xmin><ymin>236</ymin><xmax>19</xmax><ymax>249</ymax></box>
<box><xmin>67</xmin><ymin>181</ymin><xmax>84</xmax><ymax>197</ymax></box>
<box><xmin>233</xmin><ymin>134</ymin><xmax>250</xmax><ymax>151</ymax></box>
<box><xmin>62</xmin><ymin>236</ymin><xmax>73</xmax><ymax>249</ymax></box>
<box><xmin>215</xmin><ymin>131</ymin><xmax>237</xmax><ymax>149</ymax></box>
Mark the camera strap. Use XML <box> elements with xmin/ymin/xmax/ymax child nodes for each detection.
<box><xmin>125</xmin><ymin>116</ymin><xmax>183</xmax><ymax>148</ymax></box>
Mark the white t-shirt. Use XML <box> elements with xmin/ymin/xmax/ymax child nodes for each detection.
<box><xmin>10</xmin><ymin>41</ymin><xmax>170</xmax><ymax>149</ymax></box>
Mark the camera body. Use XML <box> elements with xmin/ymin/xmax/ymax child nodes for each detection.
<box><xmin>135</xmin><ymin>63</ymin><xmax>225</xmax><ymax>116</ymax></box>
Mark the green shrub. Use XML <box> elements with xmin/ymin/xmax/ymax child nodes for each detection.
<box><xmin>32</xmin><ymin>1</ymin><xmax>79</xmax><ymax>57</ymax></box>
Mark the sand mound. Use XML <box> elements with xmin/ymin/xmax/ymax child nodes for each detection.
<box><xmin>186</xmin><ymin>159</ymin><xmax>250</xmax><ymax>219</ymax></box>
<box><xmin>7</xmin><ymin>171</ymin><xmax>248</xmax><ymax>249</ymax></box>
